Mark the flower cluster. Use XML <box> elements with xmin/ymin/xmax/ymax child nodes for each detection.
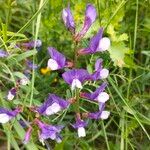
<box><xmin>0</xmin><ymin>3</ymin><xmax>110</xmax><ymax>145</ymax></box>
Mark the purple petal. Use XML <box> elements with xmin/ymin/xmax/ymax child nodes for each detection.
<box><xmin>21</xmin><ymin>40</ymin><xmax>42</xmax><ymax>49</ymax></box>
<box><xmin>72</xmin><ymin>119</ymin><xmax>87</xmax><ymax>129</ymax></box>
<box><xmin>47</xmin><ymin>47</ymin><xmax>66</xmax><ymax>69</ymax></box>
<box><xmin>0</xmin><ymin>49</ymin><xmax>8</xmax><ymax>58</ymax></box>
<box><xmin>23</xmin><ymin>127</ymin><xmax>32</xmax><ymax>144</ymax></box>
<box><xmin>62</xmin><ymin>4</ymin><xmax>75</xmax><ymax>34</ymax></box>
<box><xmin>62</xmin><ymin>69</ymin><xmax>89</xmax><ymax>85</ymax></box>
<box><xmin>26</xmin><ymin>60</ymin><xmax>38</xmax><ymax>70</ymax></box>
<box><xmin>95</xmin><ymin>58</ymin><xmax>103</xmax><ymax>71</ymax></box>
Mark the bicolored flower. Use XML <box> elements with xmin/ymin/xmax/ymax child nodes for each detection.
<box><xmin>62</xmin><ymin>69</ymin><xmax>90</xmax><ymax>90</ymax></box>
<box><xmin>75</xmin><ymin>4</ymin><xmax>97</xmax><ymax>41</ymax></box>
<box><xmin>0</xmin><ymin>49</ymin><xmax>8</xmax><ymax>58</ymax></box>
<box><xmin>23</xmin><ymin>127</ymin><xmax>32</xmax><ymax>144</ymax></box>
<box><xmin>91</xmin><ymin>58</ymin><xmax>109</xmax><ymax>80</ymax></box>
<box><xmin>37</xmin><ymin>94</ymin><xmax>70</xmax><ymax>116</ymax></box>
<box><xmin>47</xmin><ymin>47</ymin><xmax>73</xmax><ymax>70</ymax></box>
<box><xmin>0</xmin><ymin>107</ymin><xmax>22</xmax><ymax>123</ymax></box>
<box><xmin>19</xmin><ymin>40</ymin><xmax>42</xmax><ymax>49</ymax></box>
<box><xmin>20</xmin><ymin>77</ymin><xmax>29</xmax><ymax>85</ymax></box>
<box><xmin>72</xmin><ymin>118</ymin><xmax>87</xmax><ymax>137</ymax></box>
<box><xmin>7</xmin><ymin>88</ymin><xmax>17</xmax><ymax>100</ymax></box>
<box><xmin>88</xmin><ymin>103</ymin><xmax>110</xmax><ymax>120</ymax></box>
<box><xmin>62</xmin><ymin>4</ymin><xmax>75</xmax><ymax>34</ymax></box>
<box><xmin>78</xmin><ymin>28</ymin><xmax>110</xmax><ymax>55</ymax></box>
<box><xmin>80</xmin><ymin>82</ymin><xmax>109</xmax><ymax>103</ymax></box>
<box><xmin>26</xmin><ymin>60</ymin><xmax>38</xmax><ymax>70</ymax></box>
<box><xmin>35</xmin><ymin>119</ymin><xmax>63</xmax><ymax>143</ymax></box>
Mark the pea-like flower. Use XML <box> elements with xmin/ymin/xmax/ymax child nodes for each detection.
<box><xmin>0</xmin><ymin>107</ymin><xmax>22</xmax><ymax>124</ymax></box>
<box><xmin>37</xmin><ymin>94</ymin><xmax>70</xmax><ymax>116</ymax></box>
<box><xmin>7</xmin><ymin>88</ymin><xmax>17</xmax><ymax>101</ymax></box>
<box><xmin>19</xmin><ymin>40</ymin><xmax>42</xmax><ymax>49</ymax></box>
<box><xmin>91</xmin><ymin>58</ymin><xmax>109</xmax><ymax>80</ymax></box>
<box><xmin>75</xmin><ymin>4</ymin><xmax>97</xmax><ymax>41</ymax></box>
<box><xmin>35</xmin><ymin>119</ymin><xmax>63</xmax><ymax>143</ymax></box>
<box><xmin>62</xmin><ymin>69</ymin><xmax>90</xmax><ymax>90</ymax></box>
<box><xmin>62</xmin><ymin>4</ymin><xmax>75</xmax><ymax>34</ymax></box>
<box><xmin>78</xmin><ymin>28</ymin><xmax>110</xmax><ymax>55</ymax></box>
<box><xmin>47</xmin><ymin>47</ymin><xmax>73</xmax><ymax>70</ymax></box>
<box><xmin>0</xmin><ymin>49</ymin><xmax>8</xmax><ymax>58</ymax></box>
<box><xmin>23</xmin><ymin>127</ymin><xmax>32</xmax><ymax>144</ymax></box>
<box><xmin>72</xmin><ymin>118</ymin><xmax>87</xmax><ymax>137</ymax></box>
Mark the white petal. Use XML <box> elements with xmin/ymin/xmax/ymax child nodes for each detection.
<box><xmin>7</xmin><ymin>92</ymin><xmax>14</xmax><ymax>101</ymax></box>
<box><xmin>97</xmin><ymin>92</ymin><xmax>109</xmax><ymax>103</ymax></box>
<box><xmin>45</xmin><ymin>103</ymin><xmax>61</xmax><ymax>115</ymax></box>
<box><xmin>77</xmin><ymin>127</ymin><xmax>86</xmax><ymax>137</ymax></box>
<box><xmin>47</xmin><ymin>59</ymin><xmax>59</xmax><ymax>70</ymax></box>
<box><xmin>100</xmin><ymin>69</ymin><xmax>109</xmax><ymax>79</ymax></box>
<box><xmin>100</xmin><ymin>111</ymin><xmax>110</xmax><ymax>120</ymax></box>
<box><xmin>20</xmin><ymin>78</ymin><xmax>29</xmax><ymax>85</ymax></box>
<box><xmin>98</xmin><ymin>37</ymin><xmax>110</xmax><ymax>51</ymax></box>
<box><xmin>71</xmin><ymin>79</ymin><xmax>83</xmax><ymax>90</ymax></box>
<box><xmin>0</xmin><ymin>113</ymin><xmax>10</xmax><ymax>123</ymax></box>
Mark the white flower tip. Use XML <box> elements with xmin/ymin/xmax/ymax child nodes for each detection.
<box><xmin>62</xmin><ymin>9</ymin><xmax>68</xmax><ymax>23</ymax></box>
<box><xmin>20</xmin><ymin>78</ymin><xmax>29</xmax><ymax>85</ymax></box>
<box><xmin>71</xmin><ymin>79</ymin><xmax>83</xmax><ymax>90</ymax></box>
<box><xmin>0</xmin><ymin>113</ymin><xmax>10</xmax><ymax>123</ymax></box>
<box><xmin>97</xmin><ymin>92</ymin><xmax>109</xmax><ymax>103</ymax></box>
<box><xmin>45</xmin><ymin>102</ymin><xmax>61</xmax><ymax>115</ymax></box>
<box><xmin>100</xmin><ymin>69</ymin><xmax>109</xmax><ymax>79</ymax></box>
<box><xmin>78</xmin><ymin>127</ymin><xmax>86</xmax><ymax>137</ymax></box>
<box><xmin>7</xmin><ymin>92</ymin><xmax>14</xmax><ymax>101</ymax></box>
<box><xmin>99</xmin><ymin>37</ymin><xmax>110</xmax><ymax>51</ymax></box>
<box><xmin>47</xmin><ymin>59</ymin><xmax>59</xmax><ymax>70</ymax></box>
<box><xmin>101</xmin><ymin>111</ymin><xmax>110</xmax><ymax>120</ymax></box>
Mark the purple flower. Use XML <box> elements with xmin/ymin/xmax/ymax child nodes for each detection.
<box><xmin>7</xmin><ymin>88</ymin><xmax>17</xmax><ymax>101</ymax></box>
<box><xmin>20</xmin><ymin>40</ymin><xmax>42</xmax><ymax>49</ymax></box>
<box><xmin>0</xmin><ymin>107</ymin><xmax>22</xmax><ymax>123</ymax></box>
<box><xmin>37</xmin><ymin>94</ymin><xmax>70</xmax><ymax>116</ymax></box>
<box><xmin>23</xmin><ymin>127</ymin><xmax>32</xmax><ymax>144</ymax></box>
<box><xmin>62</xmin><ymin>4</ymin><xmax>75</xmax><ymax>34</ymax></box>
<box><xmin>47</xmin><ymin>47</ymin><xmax>72</xmax><ymax>70</ymax></box>
<box><xmin>91</xmin><ymin>58</ymin><xmax>109</xmax><ymax>80</ymax></box>
<box><xmin>72</xmin><ymin>118</ymin><xmax>87</xmax><ymax>137</ymax></box>
<box><xmin>88</xmin><ymin>103</ymin><xmax>110</xmax><ymax>120</ymax></box>
<box><xmin>80</xmin><ymin>82</ymin><xmax>109</xmax><ymax>103</ymax></box>
<box><xmin>62</xmin><ymin>69</ymin><xmax>90</xmax><ymax>90</ymax></box>
<box><xmin>75</xmin><ymin>4</ymin><xmax>97</xmax><ymax>41</ymax></box>
<box><xmin>35</xmin><ymin>119</ymin><xmax>63</xmax><ymax>143</ymax></box>
<box><xmin>0</xmin><ymin>49</ymin><xmax>8</xmax><ymax>58</ymax></box>
<box><xmin>78</xmin><ymin>28</ymin><xmax>110</xmax><ymax>55</ymax></box>
<box><xmin>26</xmin><ymin>60</ymin><xmax>38</xmax><ymax>70</ymax></box>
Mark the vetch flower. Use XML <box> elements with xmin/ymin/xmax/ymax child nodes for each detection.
<box><xmin>7</xmin><ymin>88</ymin><xmax>17</xmax><ymax>100</ymax></box>
<box><xmin>62</xmin><ymin>69</ymin><xmax>90</xmax><ymax>90</ymax></box>
<box><xmin>47</xmin><ymin>47</ymin><xmax>73</xmax><ymax>70</ymax></box>
<box><xmin>91</xmin><ymin>58</ymin><xmax>109</xmax><ymax>80</ymax></box>
<box><xmin>75</xmin><ymin>4</ymin><xmax>97</xmax><ymax>41</ymax></box>
<box><xmin>19</xmin><ymin>40</ymin><xmax>42</xmax><ymax>49</ymax></box>
<box><xmin>62</xmin><ymin>4</ymin><xmax>75</xmax><ymax>34</ymax></box>
<box><xmin>78</xmin><ymin>28</ymin><xmax>110</xmax><ymax>55</ymax></box>
<box><xmin>20</xmin><ymin>77</ymin><xmax>29</xmax><ymax>85</ymax></box>
<box><xmin>0</xmin><ymin>107</ymin><xmax>22</xmax><ymax>124</ymax></box>
<box><xmin>35</xmin><ymin>119</ymin><xmax>63</xmax><ymax>143</ymax></box>
<box><xmin>0</xmin><ymin>49</ymin><xmax>8</xmax><ymax>58</ymax></box>
<box><xmin>23</xmin><ymin>127</ymin><xmax>32</xmax><ymax>144</ymax></box>
<box><xmin>37</xmin><ymin>94</ymin><xmax>70</xmax><ymax>116</ymax></box>
<box><xmin>26</xmin><ymin>60</ymin><xmax>38</xmax><ymax>70</ymax></box>
<box><xmin>72</xmin><ymin>118</ymin><xmax>87</xmax><ymax>137</ymax></box>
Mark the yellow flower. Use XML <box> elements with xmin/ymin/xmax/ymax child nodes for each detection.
<box><xmin>40</xmin><ymin>67</ymin><xmax>51</xmax><ymax>75</ymax></box>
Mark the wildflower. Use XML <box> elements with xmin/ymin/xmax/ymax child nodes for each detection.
<box><xmin>0</xmin><ymin>107</ymin><xmax>22</xmax><ymax>123</ymax></box>
<box><xmin>75</xmin><ymin>4</ymin><xmax>97</xmax><ymax>41</ymax></box>
<box><xmin>72</xmin><ymin>118</ymin><xmax>87</xmax><ymax>137</ymax></box>
<box><xmin>62</xmin><ymin>69</ymin><xmax>90</xmax><ymax>90</ymax></box>
<box><xmin>20</xmin><ymin>77</ymin><xmax>29</xmax><ymax>85</ymax></box>
<box><xmin>91</xmin><ymin>58</ymin><xmax>109</xmax><ymax>80</ymax></box>
<box><xmin>40</xmin><ymin>67</ymin><xmax>51</xmax><ymax>75</ymax></box>
<box><xmin>47</xmin><ymin>47</ymin><xmax>73</xmax><ymax>70</ymax></box>
<box><xmin>26</xmin><ymin>60</ymin><xmax>38</xmax><ymax>70</ymax></box>
<box><xmin>19</xmin><ymin>40</ymin><xmax>42</xmax><ymax>49</ymax></box>
<box><xmin>35</xmin><ymin>119</ymin><xmax>63</xmax><ymax>143</ymax></box>
<box><xmin>0</xmin><ymin>49</ymin><xmax>8</xmax><ymax>58</ymax></box>
<box><xmin>78</xmin><ymin>28</ymin><xmax>110</xmax><ymax>55</ymax></box>
<box><xmin>23</xmin><ymin>127</ymin><xmax>32</xmax><ymax>144</ymax></box>
<box><xmin>37</xmin><ymin>94</ymin><xmax>70</xmax><ymax>116</ymax></box>
<box><xmin>7</xmin><ymin>88</ymin><xmax>17</xmax><ymax>100</ymax></box>
<box><xmin>62</xmin><ymin>4</ymin><xmax>75</xmax><ymax>34</ymax></box>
